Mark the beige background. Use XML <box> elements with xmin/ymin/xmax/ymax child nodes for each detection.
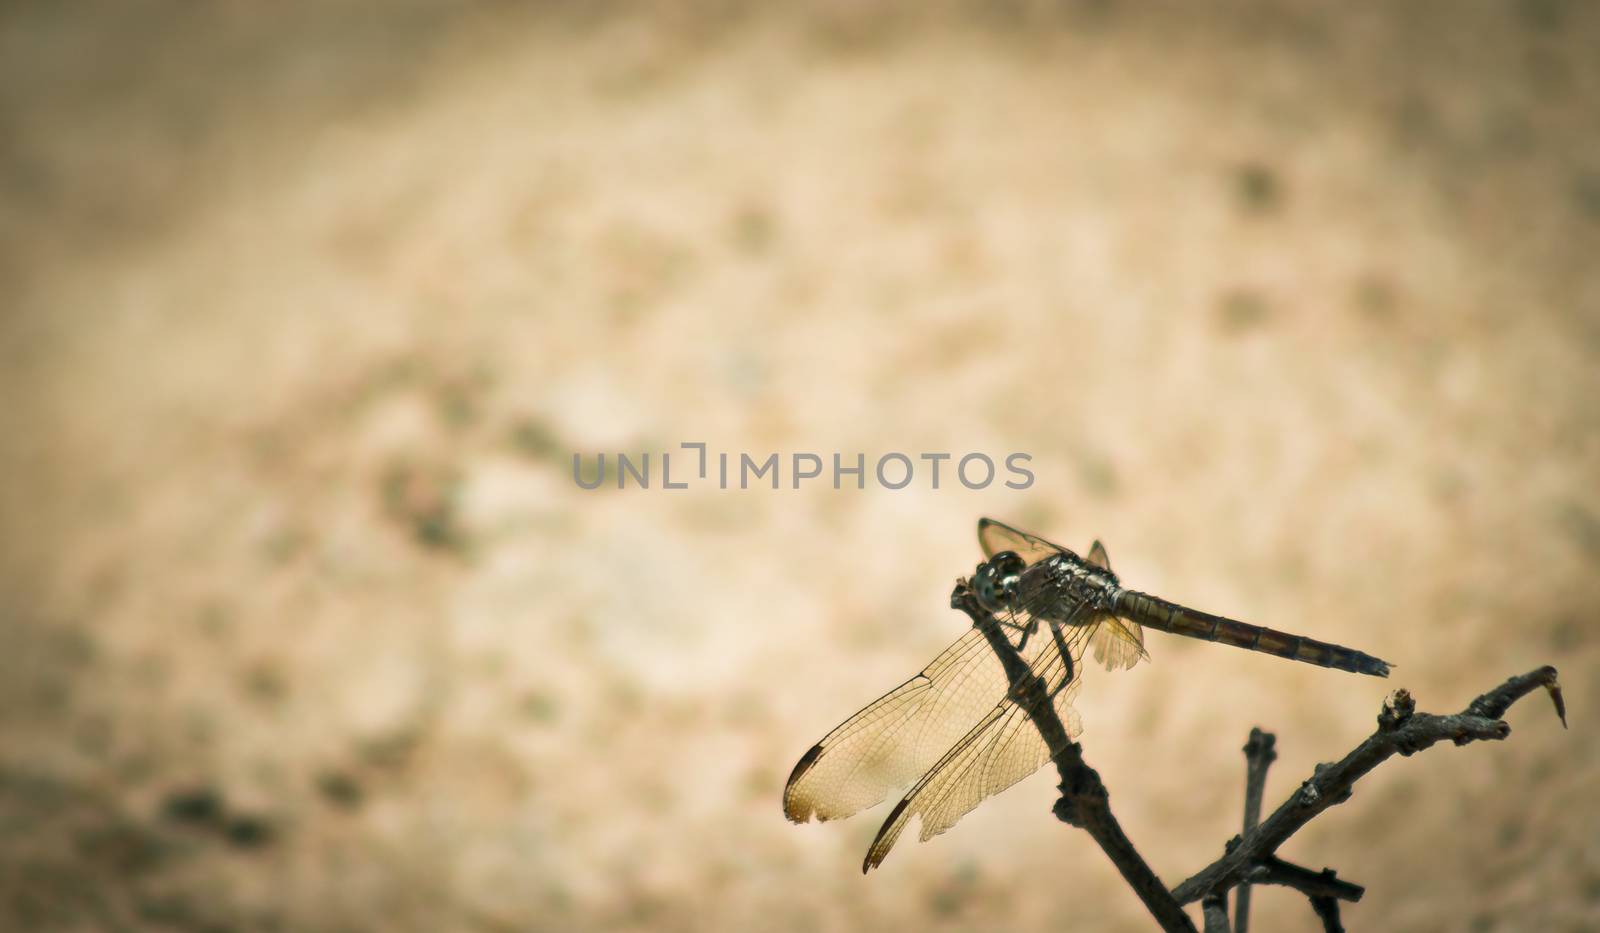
<box><xmin>2</xmin><ymin>2</ymin><xmax>1597</xmax><ymax>930</ymax></box>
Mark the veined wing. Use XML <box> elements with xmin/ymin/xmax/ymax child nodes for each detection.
<box><xmin>1089</xmin><ymin>612</ymin><xmax>1148</xmax><ymax>671</ymax></box>
<box><xmin>863</xmin><ymin>608</ymin><xmax>1098</xmax><ymax>871</ymax></box>
<box><xmin>978</xmin><ymin>517</ymin><xmax>1069</xmax><ymax>566</ymax></box>
<box><xmin>1083</xmin><ymin>541</ymin><xmax>1149</xmax><ymax>671</ymax></box>
<box><xmin>785</xmin><ymin>622</ymin><xmax>1060</xmax><ymax>824</ymax></box>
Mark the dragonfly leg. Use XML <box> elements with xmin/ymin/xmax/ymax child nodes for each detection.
<box><xmin>1046</xmin><ymin>620</ymin><xmax>1076</xmax><ymax>699</ymax></box>
<box><xmin>992</xmin><ymin>613</ymin><xmax>1037</xmax><ymax>652</ymax></box>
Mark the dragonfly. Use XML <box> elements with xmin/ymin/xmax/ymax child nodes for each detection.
<box><xmin>784</xmin><ymin>518</ymin><xmax>1392</xmax><ymax>872</ymax></box>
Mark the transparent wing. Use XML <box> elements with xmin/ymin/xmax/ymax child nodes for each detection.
<box><xmin>785</xmin><ymin>625</ymin><xmax>1047</xmax><ymax>824</ymax></box>
<box><xmin>977</xmin><ymin>517</ymin><xmax>1070</xmax><ymax>566</ymax></box>
<box><xmin>1079</xmin><ymin>541</ymin><xmax>1149</xmax><ymax>670</ymax></box>
<box><xmin>863</xmin><ymin>613</ymin><xmax>1096</xmax><ymax>870</ymax></box>
<box><xmin>1088</xmin><ymin>612</ymin><xmax>1148</xmax><ymax>671</ymax></box>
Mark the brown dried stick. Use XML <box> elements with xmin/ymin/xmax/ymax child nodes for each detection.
<box><xmin>952</xmin><ymin>573</ymin><xmax>1563</xmax><ymax>930</ymax></box>
<box><xmin>952</xmin><ymin>583</ymin><xmax>1199</xmax><ymax>933</ymax></box>
<box><xmin>1234</xmin><ymin>727</ymin><xmax>1277</xmax><ymax>933</ymax></box>
<box><xmin>1173</xmin><ymin>666</ymin><xmax>1565</xmax><ymax>905</ymax></box>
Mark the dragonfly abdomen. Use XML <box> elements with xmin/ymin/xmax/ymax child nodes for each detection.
<box><xmin>1114</xmin><ymin>590</ymin><xmax>1391</xmax><ymax>678</ymax></box>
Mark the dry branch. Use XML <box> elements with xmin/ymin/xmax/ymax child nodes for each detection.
<box><xmin>1171</xmin><ymin>665</ymin><xmax>1565</xmax><ymax>906</ymax></box>
<box><xmin>1309</xmin><ymin>893</ymin><xmax>1344</xmax><ymax>933</ymax></box>
<box><xmin>949</xmin><ymin>578</ymin><xmax>1565</xmax><ymax>933</ymax></box>
<box><xmin>1249</xmin><ymin>856</ymin><xmax>1363</xmax><ymax>903</ymax></box>
<box><xmin>953</xmin><ymin>584</ymin><xmax>1198</xmax><ymax>933</ymax></box>
<box><xmin>1234</xmin><ymin>727</ymin><xmax>1276</xmax><ymax>933</ymax></box>
<box><xmin>1201</xmin><ymin>893</ymin><xmax>1229</xmax><ymax>933</ymax></box>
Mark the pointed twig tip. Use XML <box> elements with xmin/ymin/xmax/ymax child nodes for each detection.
<box><xmin>1544</xmin><ymin>679</ymin><xmax>1567</xmax><ymax>728</ymax></box>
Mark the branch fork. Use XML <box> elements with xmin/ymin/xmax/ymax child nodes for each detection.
<box><xmin>948</xmin><ymin>580</ymin><xmax>1566</xmax><ymax>932</ymax></box>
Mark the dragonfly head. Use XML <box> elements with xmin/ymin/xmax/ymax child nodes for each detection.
<box><xmin>973</xmin><ymin>550</ymin><xmax>1027</xmax><ymax>614</ymax></box>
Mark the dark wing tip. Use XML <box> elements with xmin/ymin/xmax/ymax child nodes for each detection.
<box><xmin>782</xmin><ymin>744</ymin><xmax>825</xmax><ymax>822</ymax></box>
<box><xmin>862</xmin><ymin>797</ymin><xmax>911</xmax><ymax>873</ymax></box>
<box><xmin>786</xmin><ymin>743</ymin><xmax>824</xmax><ymax>787</ymax></box>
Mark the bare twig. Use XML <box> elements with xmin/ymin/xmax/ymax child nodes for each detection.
<box><xmin>1468</xmin><ymin>665</ymin><xmax>1566</xmax><ymax>727</ymax></box>
<box><xmin>1250</xmin><ymin>857</ymin><xmax>1363</xmax><ymax>903</ymax></box>
<box><xmin>1234</xmin><ymin>728</ymin><xmax>1276</xmax><ymax>933</ymax></box>
<box><xmin>1309</xmin><ymin>894</ymin><xmax>1344</xmax><ymax>933</ymax></box>
<box><xmin>1172</xmin><ymin>666</ymin><xmax>1565</xmax><ymax>905</ymax></box>
<box><xmin>1202</xmin><ymin>893</ymin><xmax>1230</xmax><ymax>933</ymax></box>
<box><xmin>950</xmin><ymin>574</ymin><xmax>1562</xmax><ymax>931</ymax></box>
<box><xmin>952</xmin><ymin>583</ymin><xmax>1198</xmax><ymax>933</ymax></box>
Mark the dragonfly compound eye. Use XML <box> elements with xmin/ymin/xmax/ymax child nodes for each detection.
<box><xmin>975</xmin><ymin>551</ymin><xmax>1027</xmax><ymax>613</ymax></box>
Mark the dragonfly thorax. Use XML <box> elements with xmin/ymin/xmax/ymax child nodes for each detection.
<box><xmin>1019</xmin><ymin>552</ymin><xmax>1122</xmax><ymax>620</ymax></box>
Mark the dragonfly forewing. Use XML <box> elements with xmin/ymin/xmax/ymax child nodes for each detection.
<box><xmin>863</xmin><ymin>629</ymin><xmax>1087</xmax><ymax>870</ymax></box>
<box><xmin>785</xmin><ymin>624</ymin><xmax>1053</xmax><ymax>824</ymax></box>
<box><xmin>977</xmin><ymin>517</ymin><xmax>1069</xmax><ymax>566</ymax></box>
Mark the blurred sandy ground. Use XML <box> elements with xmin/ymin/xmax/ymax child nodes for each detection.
<box><xmin>2</xmin><ymin>1</ymin><xmax>1598</xmax><ymax>930</ymax></box>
